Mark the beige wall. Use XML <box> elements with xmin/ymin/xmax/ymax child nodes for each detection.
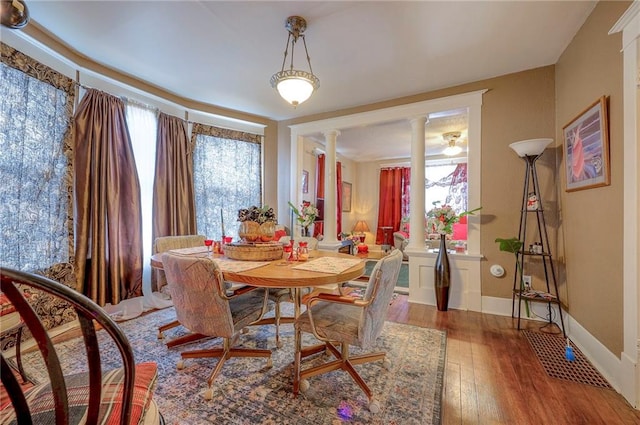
<box><xmin>281</xmin><ymin>66</ymin><xmax>557</xmax><ymax>297</ymax></box>
<box><xmin>555</xmin><ymin>0</ymin><xmax>629</xmax><ymax>356</ymax></box>
<box><xmin>279</xmin><ymin>1</ymin><xmax>629</xmax><ymax>357</ymax></box>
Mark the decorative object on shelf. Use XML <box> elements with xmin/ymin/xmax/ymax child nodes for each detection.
<box><xmin>1</xmin><ymin>0</ymin><xmax>30</xmax><ymax>29</ymax></box>
<box><xmin>237</xmin><ymin>205</ymin><xmax>276</xmax><ymax>242</ymax></box>
<box><xmin>270</xmin><ymin>16</ymin><xmax>320</xmax><ymax>107</ymax></box>
<box><xmin>427</xmin><ymin>201</ymin><xmax>481</xmax><ymax>311</ymax></box>
<box><xmin>526</xmin><ymin>192</ymin><xmax>539</xmax><ymax>210</ymax></box>
<box><xmin>288</xmin><ymin>201</ymin><xmax>318</xmax><ymax>237</ymax></box>
<box><xmin>562</xmin><ymin>96</ymin><xmax>610</xmax><ymax>192</ymax></box>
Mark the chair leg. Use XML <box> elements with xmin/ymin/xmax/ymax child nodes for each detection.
<box><xmin>157</xmin><ymin>319</ymin><xmax>180</xmax><ymax>339</ymax></box>
<box><xmin>176</xmin><ymin>336</ymin><xmax>272</xmax><ymax>400</ymax></box>
<box><xmin>298</xmin><ymin>342</ymin><xmax>383</xmax><ymax>403</ymax></box>
<box><xmin>274</xmin><ymin>300</ymin><xmax>281</xmax><ymax>348</ymax></box>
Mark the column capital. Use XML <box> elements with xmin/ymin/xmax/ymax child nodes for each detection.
<box><xmin>322</xmin><ymin>129</ymin><xmax>341</xmax><ymax>139</ymax></box>
<box><xmin>409</xmin><ymin>116</ymin><xmax>427</xmax><ymax>126</ymax></box>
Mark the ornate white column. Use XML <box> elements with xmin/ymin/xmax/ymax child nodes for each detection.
<box><xmin>406</xmin><ymin>116</ymin><xmax>427</xmax><ymax>251</ymax></box>
<box><xmin>321</xmin><ymin>129</ymin><xmax>340</xmax><ymax>246</ymax></box>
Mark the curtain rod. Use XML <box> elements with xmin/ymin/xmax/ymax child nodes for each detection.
<box><xmin>73</xmin><ymin>80</ymin><xmax>260</xmax><ymax>132</ymax></box>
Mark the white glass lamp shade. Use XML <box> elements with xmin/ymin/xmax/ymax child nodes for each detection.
<box><xmin>443</xmin><ymin>145</ymin><xmax>462</xmax><ymax>156</ymax></box>
<box><xmin>276</xmin><ymin>78</ymin><xmax>313</xmax><ymax>106</ymax></box>
<box><xmin>271</xmin><ymin>69</ymin><xmax>319</xmax><ymax>107</ymax></box>
<box><xmin>509</xmin><ymin>138</ymin><xmax>553</xmax><ymax>157</ymax></box>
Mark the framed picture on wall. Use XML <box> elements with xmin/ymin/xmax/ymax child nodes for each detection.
<box><xmin>563</xmin><ymin>96</ymin><xmax>610</xmax><ymax>192</ymax></box>
<box><xmin>302</xmin><ymin>170</ymin><xmax>309</xmax><ymax>194</ymax></box>
<box><xmin>342</xmin><ymin>182</ymin><xmax>352</xmax><ymax>212</ymax></box>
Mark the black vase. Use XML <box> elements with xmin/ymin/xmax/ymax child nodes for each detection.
<box><xmin>434</xmin><ymin>234</ymin><xmax>451</xmax><ymax>311</ymax></box>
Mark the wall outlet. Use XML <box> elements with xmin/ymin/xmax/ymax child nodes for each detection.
<box><xmin>523</xmin><ymin>275</ymin><xmax>532</xmax><ymax>289</ymax></box>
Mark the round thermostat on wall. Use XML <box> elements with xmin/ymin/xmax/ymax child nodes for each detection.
<box><xmin>490</xmin><ymin>264</ymin><xmax>505</xmax><ymax>277</ymax></box>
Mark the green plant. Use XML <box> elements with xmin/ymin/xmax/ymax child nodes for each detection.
<box><xmin>495</xmin><ymin>237</ymin><xmax>530</xmax><ymax>317</ymax></box>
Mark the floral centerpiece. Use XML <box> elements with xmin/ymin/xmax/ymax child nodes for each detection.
<box><xmin>237</xmin><ymin>205</ymin><xmax>276</xmax><ymax>242</ymax></box>
<box><xmin>426</xmin><ymin>201</ymin><xmax>481</xmax><ymax>236</ymax></box>
<box><xmin>288</xmin><ymin>201</ymin><xmax>318</xmax><ymax>237</ymax></box>
<box><xmin>428</xmin><ymin>201</ymin><xmax>481</xmax><ymax>311</ymax></box>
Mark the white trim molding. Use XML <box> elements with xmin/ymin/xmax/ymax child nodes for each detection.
<box><xmin>610</xmin><ymin>0</ymin><xmax>640</xmax><ymax>408</ymax></box>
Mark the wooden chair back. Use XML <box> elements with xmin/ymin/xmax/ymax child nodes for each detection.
<box><xmin>0</xmin><ymin>268</ymin><xmax>157</xmax><ymax>424</ymax></box>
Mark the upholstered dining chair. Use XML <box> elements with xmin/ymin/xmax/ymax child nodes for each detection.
<box><xmin>161</xmin><ymin>252</ymin><xmax>274</xmax><ymax>400</ymax></box>
<box><xmin>0</xmin><ymin>268</ymin><xmax>163</xmax><ymax>424</ymax></box>
<box><xmin>295</xmin><ymin>248</ymin><xmax>403</xmax><ymax>413</ymax></box>
<box><xmin>153</xmin><ymin>234</ymin><xmax>205</xmax><ymax>344</ymax></box>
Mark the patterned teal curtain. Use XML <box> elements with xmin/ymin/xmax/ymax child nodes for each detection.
<box><xmin>191</xmin><ymin>123</ymin><xmax>262</xmax><ymax>241</ymax></box>
<box><xmin>0</xmin><ymin>43</ymin><xmax>75</xmax><ymax>272</ymax></box>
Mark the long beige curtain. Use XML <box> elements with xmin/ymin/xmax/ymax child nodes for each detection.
<box><xmin>74</xmin><ymin>89</ymin><xmax>144</xmax><ymax>305</ymax></box>
<box><xmin>152</xmin><ymin>112</ymin><xmax>196</xmax><ymax>239</ymax></box>
<box><xmin>151</xmin><ymin>113</ymin><xmax>195</xmax><ymax>290</ymax></box>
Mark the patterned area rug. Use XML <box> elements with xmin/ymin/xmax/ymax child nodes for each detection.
<box><xmin>19</xmin><ymin>306</ymin><xmax>447</xmax><ymax>424</ymax></box>
<box><xmin>523</xmin><ymin>330</ymin><xmax>611</xmax><ymax>389</ymax></box>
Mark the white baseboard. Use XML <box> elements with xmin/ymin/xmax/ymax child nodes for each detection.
<box><xmin>482</xmin><ymin>295</ymin><xmax>624</xmax><ymax>396</ymax></box>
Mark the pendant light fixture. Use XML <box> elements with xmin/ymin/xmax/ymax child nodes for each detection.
<box><xmin>443</xmin><ymin>131</ymin><xmax>463</xmax><ymax>156</ymax></box>
<box><xmin>1</xmin><ymin>0</ymin><xmax>30</xmax><ymax>29</ymax></box>
<box><xmin>270</xmin><ymin>16</ymin><xmax>320</xmax><ymax>107</ymax></box>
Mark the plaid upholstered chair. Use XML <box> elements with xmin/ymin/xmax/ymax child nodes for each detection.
<box><xmin>0</xmin><ymin>268</ymin><xmax>163</xmax><ymax>424</ymax></box>
<box><xmin>162</xmin><ymin>252</ymin><xmax>273</xmax><ymax>400</ymax></box>
<box><xmin>153</xmin><ymin>234</ymin><xmax>206</xmax><ymax>344</ymax></box>
<box><xmin>295</xmin><ymin>248</ymin><xmax>403</xmax><ymax>413</ymax></box>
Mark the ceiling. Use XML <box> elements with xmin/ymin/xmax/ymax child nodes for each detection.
<box><xmin>16</xmin><ymin>1</ymin><xmax>596</xmax><ymax>161</ymax></box>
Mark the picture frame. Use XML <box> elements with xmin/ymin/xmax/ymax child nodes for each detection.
<box><xmin>563</xmin><ymin>96</ymin><xmax>610</xmax><ymax>192</ymax></box>
<box><xmin>342</xmin><ymin>182</ymin><xmax>352</xmax><ymax>212</ymax></box>
<box><xmin>301</xmin><ymin>170</ymin><xmax>309</xmax><ymax>194</ymax></box>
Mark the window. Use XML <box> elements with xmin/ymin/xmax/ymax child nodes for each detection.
<box><xmin>125</xmin><ymin>102</ymin><xmax>158</xmax><ymax>288</ymax></box>
<box><xmin>0</xmin><ymin>51</ymin><xmax>75</xmax><ymax>271</ymax></box>
<box><xmin>426</xmin><ymin>160</ymin><xmax>468</xmax><ymax>240</ymax></box>
<box><xmin>192</xmin><ymin>130</ymin><xmax>262</xmax><ymax>241</ymax></box>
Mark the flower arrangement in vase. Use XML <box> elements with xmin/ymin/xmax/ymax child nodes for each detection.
<box><xmin>426</xmin><ymin>201</ymin><xmax>481</xmax><ymax>311</ymax></box>
<box><xmin>237</xmin><ymin>205</ymin><xmax>276</xmax><ymax>242</ymax></box>
<box><xmin>288</xmin><ymin>201</ymin><xmax>318</xmax><ymax>237</ymax></box>
<box><xmin>426</xmin><ymin>201</ymin><xmax>481</xmax><ymax>237</ymax></box>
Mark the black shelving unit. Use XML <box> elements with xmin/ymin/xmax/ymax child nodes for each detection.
<box><xmin>513</xmin><ymin>154</ymin><xmax>566</xmax><ymax>338</ymax></box>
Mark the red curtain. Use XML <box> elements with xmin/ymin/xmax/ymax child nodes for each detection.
<box><xmin>376</xmin><ymin>168</ymin><xmax>405</xmax><ymax>244</ymax></box>
<box><xmin>314</xmin><ymin>155</ymin><xmax>325</xmax><ymax>238</ymax></box>
<box><xmin>401</xmin><ymin>167</ymin><xmax>411</xmax><ymax>218</ymax></box>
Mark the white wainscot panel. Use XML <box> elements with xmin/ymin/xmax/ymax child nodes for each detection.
<box><xmin>407</xmin><ymin>251</ymin><xmax>482</xmax><ymax>311</ymax></box>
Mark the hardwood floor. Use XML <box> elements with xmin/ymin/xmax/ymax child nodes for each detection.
<box><xmin>387</xmin><ymin>295</ymin><xmax>640</xmax><ymax>425</ymax></box>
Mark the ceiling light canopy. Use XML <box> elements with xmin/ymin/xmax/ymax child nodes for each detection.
<box><xmin>442</xmin><ymin>131</ymin><xmax>463</xmax><ymax>156</ymax></box>
<box><xmin>1</xmin><ymin>0</ymin><xmax>30</xmax><ymax>29</ymax></box>
<box><xmin>270</xmin><ymin>16</ymin><xmax>320</xmax><ymax>107</ymax></box>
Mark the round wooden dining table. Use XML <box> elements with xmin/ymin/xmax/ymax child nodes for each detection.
<box><xmin>150</xmin><ymin>248</ymin><xmax>365</xmax><ymax>394</ymax></box>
